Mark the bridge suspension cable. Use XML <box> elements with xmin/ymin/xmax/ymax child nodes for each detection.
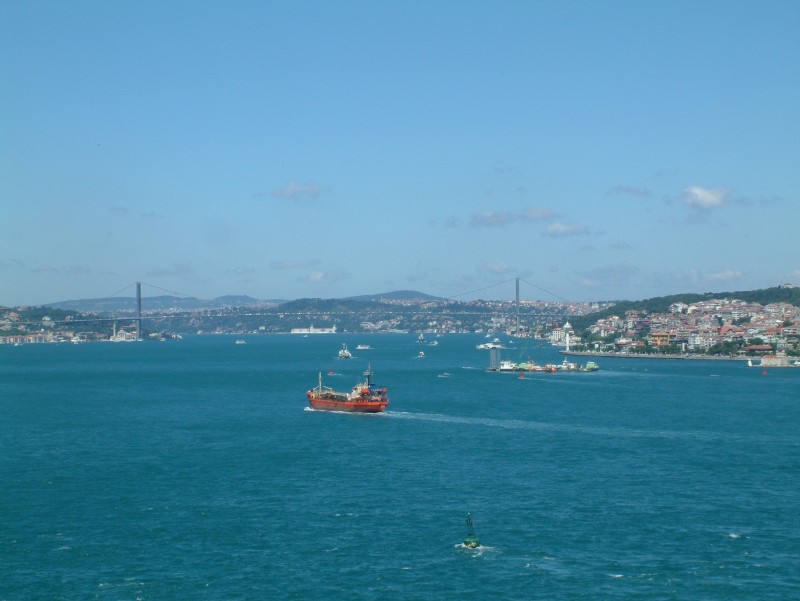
<box><xmin>447</xmin><ymin>277</ymin><xmax>568</xmax><ymax>303</ymax></box>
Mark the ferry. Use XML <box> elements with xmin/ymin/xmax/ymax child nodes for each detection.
<box><xmin>338</xmin><ymin>343</ymin><xmax>352</xmax><ymax>359</ymax></box>
<box><xmin>306</xmin><ymin>366</ymin><xmax>389</xmax><ymax>413</ymax></box>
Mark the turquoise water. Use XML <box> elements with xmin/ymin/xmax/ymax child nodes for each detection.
<box><xmin>2</xmin><ymin>334</ymin><xmax>799</xmax><ymax>599</ymax></box>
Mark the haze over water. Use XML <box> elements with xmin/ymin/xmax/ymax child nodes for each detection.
<box><xmin>2</xmin><ymin>334</ymin><xmax>798</xmax><ymax>599</ymax></box>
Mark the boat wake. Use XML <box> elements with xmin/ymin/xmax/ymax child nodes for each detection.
<box><xmin>386</xmin><ymin>411</ymin><xmax>783</xmax><ymax>443</ymax></box>
<box><xmin>305</xmin><ymin>406</ymin><xmax>386</xmax><ymax>416</ymax></box>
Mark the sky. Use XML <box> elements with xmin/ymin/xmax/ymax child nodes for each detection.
<box><xmin>2</xmin><ymin>1</ymin><xmax>799</xmax><ymax>306</ymax></box>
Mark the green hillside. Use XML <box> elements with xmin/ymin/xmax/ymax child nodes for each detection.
<box><xmin>571</xmin><ymin>286</ymin><xmax>800</xmax><ymax>333</ymax></box>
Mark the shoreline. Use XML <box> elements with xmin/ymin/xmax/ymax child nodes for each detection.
<box><xmin>560</xmin><ymin>350</ymin><xmax>752</xmax><ymax>362</ymax></box>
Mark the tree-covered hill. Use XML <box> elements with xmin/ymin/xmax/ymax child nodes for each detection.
<box><xmin>570</xmin><ymin>286</ymin><xmax>800</xmax><ymax>333</ymax></box>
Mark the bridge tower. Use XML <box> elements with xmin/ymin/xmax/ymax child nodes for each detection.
<box><xmin>136</xmin><ymin>282</ymin><xmax>142</xmax><ymax>340</ymax></box>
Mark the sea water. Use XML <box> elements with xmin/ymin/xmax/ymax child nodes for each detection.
<box><xmin>1</xmin><ymin>334</ymin><xmax>798</xmax><ymax>600</ymax></box>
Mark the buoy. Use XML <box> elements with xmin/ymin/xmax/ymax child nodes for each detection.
<box><xmin>463</xmin><ymin>513</ymin><xmax>480</xmax><ymax>549</ymax></box>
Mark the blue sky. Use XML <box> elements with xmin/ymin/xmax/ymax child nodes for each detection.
<box><xmin>2</xmin><ymin>1</ymin><xmax>799</xmax><ymax>306</ymax></box>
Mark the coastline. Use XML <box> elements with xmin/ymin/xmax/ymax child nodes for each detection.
<box><xmin>560</xmin><ymin>350</ymin><xmax>751</xmax><ymax>362</ymax></box>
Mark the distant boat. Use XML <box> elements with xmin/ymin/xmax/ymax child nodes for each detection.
<box><xmin>418</xmin><ymin>351</ymin><xmax>425</xmax><ymax>358</ymax></box>
<box><xmin>476</xmin><ymin>342</ymin><xmax>504</xmax><ymax>349</ymax></box>
<box><xmin>579</xmin><ymin>361</ymin><xmax>600</xmax><ymax>372</ymax></box>
<box><xmin>338</xmin><ymin>343</ymin><xmax>352</xmax><ymax>359</ymax></box>
<box><xmin>558</xmin><ymin>359</ymin><xmax>579</xmax><ymax>371</ymax></box>
<box><xmin>235</xmin><ymin>339</ymin><xmax>247</xmax><ymax>345</ymax></box>
<box><xmin>463</xmin><ymin>513</ymin><xmax>480</xmax><ymax>549</ymax></box>
<box><xmin>418</xmin><ymin>333</ymin><xmax>425</xmax><ymax>343</ymax></box>
<box><xmin>356</xmin><ymin>344</ymin><xmax>371</xmax><ymax>350</ymax></box>
<box><xmin>306</xmin><ymin>366</ymin><xmax>389</xmax><ymax>413</ymax></box>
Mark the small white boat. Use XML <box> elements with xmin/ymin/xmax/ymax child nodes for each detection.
<box><xmin>338</xmin><ymin>343</ymin><xmax>352</xmax><ymax>359</ymax></box>
<box><xmin>356</xmin><ymin>344</ymin><xmax>371</xmax><ymax>350</ymax></box>
<box><xmin>235</xmin><ymin>339</ymin><xmax>247</xmax><ymax>345</ymax></box>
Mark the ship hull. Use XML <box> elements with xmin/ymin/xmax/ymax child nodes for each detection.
<box><xmin>307</xmin><ymin>394</ymin><xmax>388</xmax><ymax>413</ymax></box>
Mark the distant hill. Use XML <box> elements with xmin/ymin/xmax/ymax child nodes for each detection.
<box><xmin>345</xmin><ymin>290</ymin><xmax>443</xmax><ymax>302</ymax></box>
<box><xmin>570</xmin><ymin>285</ymin><xmax>800</xmax><ymax>332</ymax></box>
<box><xmin>44</xmin><ymin>290</ymin><xmax>438</xmax><ymax>313</ymax></box>
<box><xmin>46</xmin><ymin>295</ymin><xmax>286</xmax><ymax>313</ymax></box>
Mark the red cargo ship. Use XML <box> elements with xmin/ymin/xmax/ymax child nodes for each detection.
<box><xmin>307</xmin><ymin>365</ymin><xmax>389</xmax><ymax>413</ymax></box>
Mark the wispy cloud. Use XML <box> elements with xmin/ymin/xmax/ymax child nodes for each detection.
<box><xmin>492</xmin><ymin>164</ymin><xmax>522</xmax><ymax>175</ymax></box>
<box><xmin>64</xmin><ymin>264</ymin><xmax>92</xmax><ymax>275</ymax></box>
<box><xmin>301</xmin><ymin>270</ymin><xmax>351</xmax><ymax>285</ymax></box>
<box><xmin>270</xmin><ymin>180</ymin><xmax>325</xmax><ymax>201</ymax></box>
<box><xmin>543</xmin><ymin>221</ymin><xmax>589</xmax><ymax>237</ymax></box>
<box><xmin>0</xmin><ymin>258</ymin><xmax>25</xmax><ymax>271</ymax></box>
<box><xmin>607</xmin><ymin>185</ymin><xmax>652</xmax><ymax>198</ymax></box>
<box><xmin>703</xmin><ymin>268</ymin><xmax>743</xmax><ymax>282</ymax></box>
<box><xmin>227</xmin><ymin>266</ymin><xmax>257</xmax><ymax>275</ymax></box>
<box><xmin>608</xmin><ymin>240</ymin><xmax>632</xmax><ymax>250</ymax></box>
<box><xmin>146</xmin><ymin>263</ymin><xmax>195</xmax><ymax>278</ymax></box>
<box><xmin>520</xmin><ymin>207</ymin><xmax>556</xmax><ymax>221</ymax></box>
<box><xmin>30</xmin><ymin>264</ymin><xmax>92</xmax><ymax>275</ymax></box>
<box><xmin>468</xmin><ymin>206</ymin><xmax>556</xmax><ymax>228</ymax></box>
<box><xmin>477</xmin><ymin>262</ymin><xmax>513</xmax><ymax>275</ymax></box>
<box><xmin>470</xmin><ymin>211</ymin><xmax>515</xmax><ymax>227</ymax></box>
<box><xmin>681</xmin><ymin>186</ymin><xmax>729</xmax><ymax>211</ymax></box>
<box><xmin>271</xmin><ymin>259</ymin><xmax>319</xmax><ymax>270</ymax></box>
<box><xmin>577</xmin><ymin>263</ymin><xmax>639</xmax><ymax>288</ymax></box>
<box><xmin>141</xmin><ymin>211</ymin><xmax>165</xmax><ymax>222</ymax></box>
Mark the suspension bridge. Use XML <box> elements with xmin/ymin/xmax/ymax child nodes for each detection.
<box><xmin>29</xmin><ymin>278</ymin><xmax>576</xmax><ymax>338</ymax></box>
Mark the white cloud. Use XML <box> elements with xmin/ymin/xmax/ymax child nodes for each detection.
<box><xmin>543</xmin><ymin>221</ymin><xmax>589</xmax><ymax>237</ymax></box>
<box><xmin>681</xmin><ymin>186</ymin><xmax>729</xmax><ymax>210</ymax></box>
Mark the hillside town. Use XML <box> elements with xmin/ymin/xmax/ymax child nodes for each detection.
<box><xmin>559</xmin><ymin>295</ymin><xmax>800</xmax><ymax>358</ymax></box>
